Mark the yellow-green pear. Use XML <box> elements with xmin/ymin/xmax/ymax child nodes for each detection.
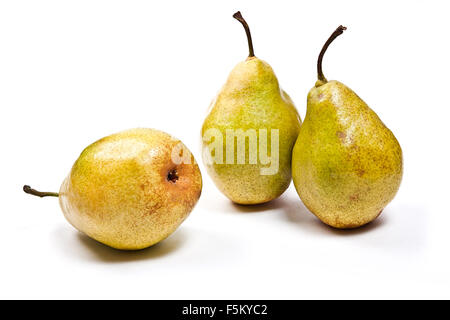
<box><xmin>202</xmin><ymin>12</ymin><xmax>301</xmax><ymax>205</ymax></box>
<box><xmin>292</xmin><ymin>26</ymin><xmax>403</xmax><ymax>229</ymax></box>
<box><xmin>24</xmin><ymin>128</ymin><xmax>202</xmax><ymax>250</ymax></box>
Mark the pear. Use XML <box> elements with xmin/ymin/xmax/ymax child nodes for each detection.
<box><xmin>201</xmin><ymin>12</ymin><xmax>301</xmax><ymax>205</ymax></box>
<box><xmin>292</xmin><ymin>26</ymin><xmax>403</xmax><ymax>229</ymax></box>
<box><xmin>24</xmin><ymin>128</ymin><xmax>202</xmax><ymax>250</ymax></box>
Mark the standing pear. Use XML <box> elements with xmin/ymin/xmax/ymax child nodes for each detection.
<box><xmin>202</xmin><ymin>12</ymin><xmax>301</xmax><ymax>205</ymax></box>
<box><xmin>292</xmin><ymin>26</ymin><xmax>403</xmax><ymax>228</ymax></box>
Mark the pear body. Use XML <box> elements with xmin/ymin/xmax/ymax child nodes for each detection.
<box><xmin>202</xmin><ymin>57</ymin><xmax>301</xmax><ymax>204</ymax></box>
<box><xmin>292</xmin><ymin>81</ymin><xmax>402</xmax><ymax>228</ymax></box>
<box><xmin>59</xmin><ymin>128</ymin><xmax>202</xmax><ymax>250</ymax></box>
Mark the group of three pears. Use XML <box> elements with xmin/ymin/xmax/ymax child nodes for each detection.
<box><xmin>25</xmin><ymin>12</ymin><xmax>402</xmax><ymax>250</ymax></box>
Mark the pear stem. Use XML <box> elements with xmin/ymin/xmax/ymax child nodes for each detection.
<box><xmin>233</xmin><ymin>11</ymin><xmax>255</xmax><ymax>58</ymax></box>
<box><xmin>23</xmin><ymin>185</ymin><xmax>59</xmax><ymax>198</ymax></box>
<box><xmin>317</xmin><ymin>25</ymin><xmax>347</xmax><ymax>83</ymax></box>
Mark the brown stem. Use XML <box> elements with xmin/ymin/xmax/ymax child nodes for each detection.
<box><xmin>317</xmin><ymin>25</ymin><xmax>347</xmax><ymax>83</ymax></box>
<box><xmin>233</xmin><ymin>11</ymin><xmax>255</xmax><ymax>58</ymax></box>
<box><xmin>23</xmin><ymin>185</ymin><xmax>59</xmax><ymax>198</ymax></box>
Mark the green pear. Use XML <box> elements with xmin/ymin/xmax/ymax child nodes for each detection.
<box><xmin>292</xmin><ymin>26</ymin><xmax>403</xmax><ymax>229</ymax></box>
<box><xmin>24</xmin><ymin>128</ymin><xmax>202</xmax><ymax>250</ymax></box>
<box><xmin>201</xmin><ymin>11</ymin><xmax>301</xmax><ymax>205</ymax></box>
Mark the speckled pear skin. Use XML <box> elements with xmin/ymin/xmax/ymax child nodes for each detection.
<box><xmin>292</xmin><ymin>80</ymin><xmax>403</xmax><ymax>228</ymax></box>
<box><xmin>58</xmin><ymin>128</ymin><xmax>202</xmax><ymax>250</ymax></box>
<box><xmin>202</xmin><ymin>57</ymin><xmax>301</xmax><ymax>204</ymax></box>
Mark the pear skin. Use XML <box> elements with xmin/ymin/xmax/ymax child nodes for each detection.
<box><xmin>292</xmin><ymin>26</ymin><xmax>403</xmax><ymax>228</ymax></box>
<box><xmin>25</xmin><ymin>128</ymin><xmax>202</xmax><ymax>250</ymax></box>
<box><xmin>201</xmin><ymin>12</ymin><xmax>301</xmax><ymax>205</ymax></box>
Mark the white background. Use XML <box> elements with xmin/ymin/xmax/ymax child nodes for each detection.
<box><xmin>0</xmin><ymin>0</ymin><xmax>447</xmax><ymax>299</ymax></box>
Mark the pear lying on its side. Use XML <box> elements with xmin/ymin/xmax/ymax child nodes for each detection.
<box><xmin>202</xmin><ymin>12</ymin><xmax>301</xmax><ymax>205</ymax></box>
<box><xmin>292</xmin><ymin>26</ymin><xmax>403</xmax><ymax>229</ymax></box>
<box><xmin>24</xmin><ymin>128</ymin><xmax>202</xmax><ymax>250</ymax></box>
